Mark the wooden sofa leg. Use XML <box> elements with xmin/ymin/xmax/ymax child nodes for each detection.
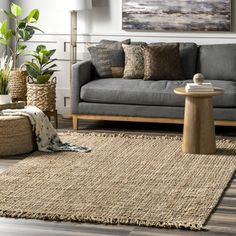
<box><xmin>73</xmin><ymin>115</ymin><xmax>79</xmax><ymax>130</ymax></box>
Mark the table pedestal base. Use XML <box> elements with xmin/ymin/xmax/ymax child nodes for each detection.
<box><xmin>183</xmin><ymin>96</ymin><xmax>216</xmax><ymax>154</ymax></box>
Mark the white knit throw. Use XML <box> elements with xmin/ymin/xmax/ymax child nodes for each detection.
<box><xmin>1</xmin><ymin>106</ymin><xmax>91</xmax><ymax>153</ymax></box>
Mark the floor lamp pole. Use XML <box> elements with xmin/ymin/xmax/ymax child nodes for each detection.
<box><xmin>70</xmin><ymin>10</ymin><xmax>77</xmax><ymax>79</ymax></box>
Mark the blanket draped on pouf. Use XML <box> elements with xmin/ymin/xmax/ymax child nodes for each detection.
<box><xmin>0</xmin><ymin>106</ymin><xmax>90</xmax><ymax>153</ymax></box>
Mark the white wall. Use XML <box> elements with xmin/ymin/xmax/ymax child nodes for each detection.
<box><xmin>10</xmin><ymin>0</ymin><xmax>236</xmax><ymax>115</ymax></box>
<box><xmin>0</xmin><ymin>0</ymin><xmax>9</xmax><ymax>21</ymax></box>
<box><xmin>0</xmin><ymin>0</ymin><xmax>9</xmax><ymax>55</ymax></box>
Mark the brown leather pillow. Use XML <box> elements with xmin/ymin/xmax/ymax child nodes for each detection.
<box><xmin>143</xmin><ymin>43</ymin><xmax>184</xmax><ymax>81</ymax></box>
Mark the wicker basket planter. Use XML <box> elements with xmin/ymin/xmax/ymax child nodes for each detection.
<box><xmin>27</xmin><ymin>77</ymin><xmax>56</xmax><ymax>111</ymax></box>
<box><xmin>8</xmin><ymin>68</ymin><xmax>28</xmax><ymax>102</ymax></box>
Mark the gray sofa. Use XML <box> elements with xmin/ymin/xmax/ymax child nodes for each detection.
<box><xmin>71</xmin><ymin>43</ymin><xmax>236</xmax><ymax>129</ymax></box>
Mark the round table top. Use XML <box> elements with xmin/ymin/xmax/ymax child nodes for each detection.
<box><xmin>174</xmin><ymin>87</ymin><xmax>224</xmax><ymax>97</ymax></box>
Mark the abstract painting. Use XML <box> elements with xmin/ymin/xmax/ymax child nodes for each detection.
<box><xmin>122</xmin><ymin>0</ymin><xmax>231</xmax><ymax>31</ymax></box>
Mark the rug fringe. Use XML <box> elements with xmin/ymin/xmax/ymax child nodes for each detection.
<box><xmin>0</xmin><ymin>209</ymin><xmax>206</xmax><ymax>231</ymax></box>
<box><xmin>59</xmin><ymin>131</ymin><xmax>236</xmax><ymax>143</ymax></box>
<box><xmin>59</xmin><ymin>131</ymin><xmax>182</xmax><ymax>141</ymax></box>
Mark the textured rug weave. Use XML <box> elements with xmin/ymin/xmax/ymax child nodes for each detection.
<box><xmin>0</xmin><ymin>132</ymin><xmax>235</xmax><ymax>230</ymax></box>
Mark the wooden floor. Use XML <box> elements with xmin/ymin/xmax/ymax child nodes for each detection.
<box><xmin>0</xmin><ymin>117</ymin><xmax>235</xmax><ymax>236</ymax></box>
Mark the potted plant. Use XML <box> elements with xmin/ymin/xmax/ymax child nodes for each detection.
<box><xmin>25</xmin><ymin>45</ymin><xmax>58</xmax><ymax>111</ymax></box>
<box><xmin>0</xmin><ymin>3</ymin><xmax>43</xmax><ymax>101</ymax></box>
<box><xmin>0</xmin><ymin>55</ymin><xmax>13</xmax><ymax>104</ymax></box>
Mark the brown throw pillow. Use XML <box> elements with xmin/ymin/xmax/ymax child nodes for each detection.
<box><xmin>143</xmin><ymin>43</ymin><xmax>184</xmax><ymax>81</ymax></box>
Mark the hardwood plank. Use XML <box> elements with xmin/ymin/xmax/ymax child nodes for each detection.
<box><xmin>208</xmin><ymin>213</ymin><xmax>236</xmax><ymax>225</ymax></box>
<box><xmin>219</xmin><ymin>197</ymin><xmax>236</xmax><ymax>208</ymax></box>
<box><xmin>215</xmin><ymin>207</ymin><xmax>236</xmax><ymax>215</ymax></box>
<box><xmin>207</xmin><ymin>225</ymin><xmax>236</xmax><ymax>235</ymax></box>
<box><xmin>224</xmin><ymin>188</ymin><xmax>236</xmax><ymax>198</ymax></box>
<box><xmin>0</xmin><ymin>218</ymin><xmax>133</xmax><ymax>235</ymax></box>
<box><xmin>130</xmin><ymin>227</ymin><xmax>234</xmax><ymax>236</ymax></box>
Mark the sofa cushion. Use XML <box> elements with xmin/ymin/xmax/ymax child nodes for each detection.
<box><xmin>80</xmin><ymin>78</ymin><xmax>236</xmax><ymax>108</ymax></box>
<box><xmin>179</xmin><ymin>43</ymin><xmax>197</xmax><ymax>80</ymax></box>
<box><xmin>122</xmin><ymin>44</ymin><xmax>144</xmax><ymax>79</ymax></box>
<box><xmin>198</xmin><ymin>44</ymin><xmax>236</xmax><ymax>81</ymax></box>
<box><xmin>150</xmin><ymin>43</ymin><xmax>197</xmax><ymax>80</ymax></box>
<box><xmin>143</xmin><ymin>44</ymin><xmax>184</xmax><ymax>81</ymax></box>
<box><xmin>88</xmin><ymin>39</ymin><xmax>130</xmax><ymax>78</ymax></box>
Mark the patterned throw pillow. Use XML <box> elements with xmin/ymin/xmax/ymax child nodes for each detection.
<box><xmin>143</xmin><ymin>43</ymin><xmax>184</xmax><ymax>81</ymax></box>
<box><xmin>88</xmin><ymin>39</ymin><xmax>130</xmax><ymax>78</ymax></box>
<box><xmin>122</xmin><ymin>44</ymin><xmax>144</xmax><ymax>79</ymax></box>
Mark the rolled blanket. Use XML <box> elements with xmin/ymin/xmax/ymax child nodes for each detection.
<box><xmin>0</xmin><ymin>106</ymin><xmax>91</xmax><ymax>153</ymax></box>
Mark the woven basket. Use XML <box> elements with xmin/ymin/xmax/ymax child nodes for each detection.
<box><xmin>27</xmin><ymin>77</ymin><xmax>56</xmax><ymax>111</ymax></box>
<box><xmin>8</xmin><ymin>68</ymin><xmax>28</xmax><ymax>102</ymax></box>
<box><xmin>0</xmin><ymin>116</ymin><xmax>35</xmax><ymax>156</ymax></box>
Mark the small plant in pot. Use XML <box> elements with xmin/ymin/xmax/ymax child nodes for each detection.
<box><xmin>25</xmin><ymin>45</ymin><xmax>58</xmax><ymax>111</ymax></box>
<box><xmin>0</xmin><ymin>3</ymin><xmax>43</xmax><ymax>101</ymax></box>
<box><xmin>0</xmin><ymin>55</ymin><xmax>13</xmax><ymax>104</ymax></box>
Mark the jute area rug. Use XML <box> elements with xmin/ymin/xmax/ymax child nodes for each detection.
<box><xmin>0</xmin><ymin>132</ymin><xmax>235</xmax><ymax>231</ymax></box>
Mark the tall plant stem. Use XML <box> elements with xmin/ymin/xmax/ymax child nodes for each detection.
<box><xmin>13</xmin><ymin>18</ymin><xmax>18</xmax><ymax>69</ymax></box>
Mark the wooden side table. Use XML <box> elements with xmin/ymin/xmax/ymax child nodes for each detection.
<box><xmin>174</xmin><ymin>87</ymin><xmax>224</xmax><ymax>154</ymax></box>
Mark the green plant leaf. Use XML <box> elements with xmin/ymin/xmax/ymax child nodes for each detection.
<box><xmin>0</xmin><ymin>38</ymin><xmax>9</xmax><ymax>45</ymax></box>
<box><xmin>27</xmin><ymin>9</ymin><xmax>39</xmax><ymax>23</ymax></box>
<box><xmin>0</xmin><ymin>20</ymin><xmax>7</xmax><ymax>34</ymax></box>
<box><xmin>24</xmin><ymin>45</ymin><xmax>58</xmax><ymax>83</ymax></box>
<box><xmin>11</xmin><ymin>3</ymin><xmax>22</xmax><ymax>17</ymax></box>
<box><xmin>38</xmin><ymin>52</ymin><xmax>44</xmax><ymax>61</ymax></box>
<box><xmin>41</xmin><ymin>58</ymin><xmax>58</xmax><ymax>69</ymax></box>
<box><xmin>17</xmin><ymin>20</ymin><xmax>27</xmax><ymax>29</ymax></box>
<box><xmin>31</xmin><ymin>54</ymin><xmax>41</xmax><ymax>63</ymax></box>
<box><xmin>29</xmin><ymin>26</ymin><xmax>44</xmax><ymax>33</ymax></box>
<box><xmin>16</xmin><ymin>44</ymin><xmax>27</xmax><ymax>55</ymax></box>
<box><xmin>0</xmin><ymin>21</ymin><xmax>13</xmax><ymax>44</ymax></box>
<box><xmin>44</xmin><ymin>64</ymin><xmax>57</xmax><ymax>70</ymax></box>
<box><xmin>47</xmin><ymin>49</ymin><xmax>56</xmax><ymax>58</ymax></box>
<box><xmin>5</xmin><ymin>29</ymin><xmax>13</xmax><ymax>40</ymax></box>
<box><xmin>36</xmin><ymin>74</ymin><xmax>51</xmax><ymax>84</ymax></box>
<box><xmin>18</xmin><ymin>28</ymin><xmax>35</xmax><ymax>41</ymax></box>
<box><xmin>25</xmin><ymin>61</ymin><xmax>41</xmax><ymax>78</ymax></box>
<box><xmin>43</xmin><ymin>70</ymin><xmax>58</xmax><ymax>76</ymax></box>
<box><xmin>36</xmin><ymin>45</ymin><xmax>46</xmax><ymax>53</ymax></box>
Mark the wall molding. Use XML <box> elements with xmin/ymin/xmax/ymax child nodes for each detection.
<box><xmin>36</xmin><ymin>32</ymin><xmax>236</xmax><ymax>40</ymax></box>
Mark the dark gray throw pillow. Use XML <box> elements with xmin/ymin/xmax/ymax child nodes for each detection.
<box><xmin>88</xmin><ymin>39</ymin><xmax>130</xmax><ymax>78</ymax></box>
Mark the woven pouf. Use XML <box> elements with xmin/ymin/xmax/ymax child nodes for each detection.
<box><xmin>0</xmin><ymin>116</ymin><xmax>35</xmax><ymax>156</ymax></box>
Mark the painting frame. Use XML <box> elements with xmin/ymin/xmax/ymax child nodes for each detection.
<box><xmin>122</xmin><ymin>0</ymin><xmax>232</xmax><ymax>33</ymax></box>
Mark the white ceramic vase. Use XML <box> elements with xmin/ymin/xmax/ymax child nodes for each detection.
<box><xmin>0</xmin><ymin>94</ymin><xmax>11</xmax><ymax>105</ymax></box>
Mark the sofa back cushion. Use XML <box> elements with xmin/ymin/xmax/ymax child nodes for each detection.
<box><xmin>179</xmin><ymin>43</ymin><xmax>197</xmax><ymax>80</ymax></box>
<box><xmin>150</xmin><ymin>42</ymin><xmax>197</xmax><ymax>80</ymax></box>
<box><xmin>198</xmin><ymin>44</ymin><xmax>236</xmax><ymax>81</ymax></box>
